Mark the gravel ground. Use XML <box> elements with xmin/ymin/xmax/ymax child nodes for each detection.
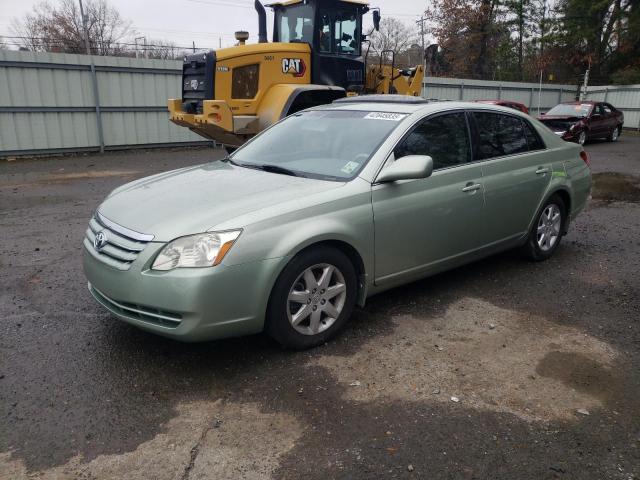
<box><xmin>1</xmin><ymin>137</ymin><xmax>639</xmax><ymax>480</ymax></box>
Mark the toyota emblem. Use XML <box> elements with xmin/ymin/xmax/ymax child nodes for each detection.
<box><xmin>94</xmin><ymin>231</ymin><xmax>108</xmax><ymax>251</ymax></box>
<box><xmin>190</xmin><ymin>79</ymin><xmax>199</xmax><ymax>90</ymax></box>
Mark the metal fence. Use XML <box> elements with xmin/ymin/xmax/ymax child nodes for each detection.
<box><xmin>422</xmin><ymin>77</ymin><xmax>579</xmax><ymax>116</ymax></box>
<box><xmin>422</xmin><ymin>77</ymin><xmax>640</xmax><ymax>129</ymax></box>
<box><xmin>2</xmin><ymin>49</ymin><xmax>639</xmax><ymax>158</ymax></box>
<box><xmin>0</xmin><ymin>50</ymin><xmax>210</xmax><ymax>158</ymax></box>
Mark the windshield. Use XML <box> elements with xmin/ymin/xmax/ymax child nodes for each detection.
<box><xmin>546</xmin><ymin>103</ymin><xmax>593</xmax><ymax>117</ymax></box>
<box><xmin>230</xmin><ymin>110</ymin><xmax>407</xmax><ymax>181</ymax></box>
<box><xmin>276</xmin><ymin>4</ymin><xmax>314</xmax><ymax>43</ymax></box>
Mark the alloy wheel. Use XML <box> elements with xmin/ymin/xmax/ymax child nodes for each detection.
<box><xmin>287</xmin><ymin>263</ymin><xmax>347</xmax><ymax>335</ymax></box>
<box><xmin>536</xmin><ymin>204</ymin><xmax>562</xmax><ymax>252</ymax></box>
<box><xmin>578</xmin><ymin>131</ymin><xmax>586</xmax><ymax>145</ymax></box>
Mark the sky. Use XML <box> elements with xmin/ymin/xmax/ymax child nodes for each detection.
<box><xmin>0</xmin><ymin>0</ymin><xmax>431</xmax><ymax>50</ymax></box>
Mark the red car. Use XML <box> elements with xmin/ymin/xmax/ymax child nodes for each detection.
<box><xmin>474</xmin><ymin>99</ymin><xmax>530</xmax><ymax>114</ymax></box>
<box><xmin>537</xmin><ymin>101</ymin><xmax>624</xmax><ymax>145</ymax></box>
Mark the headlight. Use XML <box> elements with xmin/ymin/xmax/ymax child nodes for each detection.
<box><xmin>152</xmin><ymin>230</ymin><xmax>242</xmax><ymax>271</ymax></box>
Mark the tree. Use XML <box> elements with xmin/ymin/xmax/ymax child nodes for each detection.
<box><xmin>558</xmin><ymin>0</ymin><xmax>632</xmax><ymax>80</ymax></box>
<box><xmin>428</xmin><ymin>0</ymin><xmax>506</xmax><ymax>79</ymax></box>
<box><xmin>368</xmin><ymin>17</ymin><xmax>418</xmax><ymax>67</ymax></box>
<box><xmin>11</xmin><ymin>0</ymin><xmax>132</xmax><ymax>55</ymax></box>
<box><xmin>143</xmin><ymin>39</ymin><xmax>181</xmax><ymax>60</ymax></box>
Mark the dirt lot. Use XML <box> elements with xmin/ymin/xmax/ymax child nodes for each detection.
<box><xmin>1</xmin><ymin>137</ymin><xmax>639</xmax><ymax>479</ymax></box>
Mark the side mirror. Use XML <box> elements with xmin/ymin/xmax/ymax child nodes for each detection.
<box><xmin>373</xmin><ymin>10</ymin><xmax>381</xmax><ymax>31</ymax></box>
<box><xmin>376</xmin><ymin>155</ymin><xmax>433</xmax><ymax>183</ymax></box>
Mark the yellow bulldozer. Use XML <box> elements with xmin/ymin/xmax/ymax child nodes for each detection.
<box><xmin>168</xmin><ymin>0</ymin><xmax>424</xmax><ymax>150</ymax></box>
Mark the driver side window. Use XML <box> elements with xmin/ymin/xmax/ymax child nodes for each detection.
<box><xmin>394</xmin><ymin>113</ymin><xmax>471</xmax><ymax>170</ymax></box>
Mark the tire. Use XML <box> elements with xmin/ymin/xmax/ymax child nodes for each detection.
<box><xmin>577</xmin><ymin>130</ymin><xmax>587</xmax><ymax>145</ymax></box>
<box><xmin>607</xmin><ymin>125</ymin><xmax>621</xmax><ymax>142</ymax></box>
<box><xmin>266</xmin><ymin>246</ymin><xmax>357</xmax><ymax>349</ymax></box>
<box><xmin>522</xmin><ymin>194</ymin><xmax>567</xmax><ymax>261</ymax></box>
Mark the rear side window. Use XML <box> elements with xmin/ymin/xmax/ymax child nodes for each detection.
<box><xmin>473</xmin><ymin>112</ymin><xmax>528</xmax><ymax>159</ymax></box>
<box><xmin>394</xmin><ymin>112</ymin><xmax>470</xmax><ymax>170</ymax></box>
<box><xmin>522</xmin><ymin>120</ymin><xmax>545</xmax><ymax>151</ymax></box>
<box><xmin>603</xmin><ymin>104</ymin><xmax>612</xmax><ymax>114</ymax></box>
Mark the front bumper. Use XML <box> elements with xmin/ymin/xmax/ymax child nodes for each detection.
<box><xmin>83</xmin><ymin>242</ymin><xmax>286</xmax><ymax>342</ymax></box>
<box><xmin>168</xmin><ymin>99</ymin><xmax>258</xmax><ymax>146</ymax></box>
<box><xmin>553</xmin><ymin>129</ymin><xmax>581</xmax><ymax>143</ymax></box>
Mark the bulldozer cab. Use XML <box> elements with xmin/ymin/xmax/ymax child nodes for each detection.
<box><xmin>269</xmin><ymin>0</ymin><xmax>370</xmax><ymax>91</ymax></box>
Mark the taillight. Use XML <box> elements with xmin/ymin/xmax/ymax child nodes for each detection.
<box><xmin>579</xmin><ymin>150</ymin><xmax>590</xmax><ymax>167</ymax></box>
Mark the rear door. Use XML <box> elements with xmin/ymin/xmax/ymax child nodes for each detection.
<box><xmin>471</xmin><ymin>111</ymin><xmax>551</xmax><ymax>244</ymax></box>
<box><xmin>372</xmin><ymin>111</ymin><xmax>485</xmax><ymax>284</ymax></box>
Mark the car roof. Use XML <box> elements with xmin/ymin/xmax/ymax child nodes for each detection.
<box><xmin>559</xmin><ymin>101</ymin><xmax>598</xmax><ymax>105</ymax></box>
<box><xmin>310</xmin><ymin>98</ymin><xmax>530</xmax><ymax>116</ymax></box>
<box><xmin>475</xmin><ymin>99</ymin><xmax>524</xmax><ymax>105</ymax></box>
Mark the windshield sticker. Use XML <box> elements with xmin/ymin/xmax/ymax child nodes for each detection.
<box><xmin>341</xmin><ymin>161</ymin><xmax>360</xmax><ymax>174</ymax></box>
<box><xmin>364</xmin><ymin>112</ymin><xmax>406</xmax><ymax>121</ymax></box>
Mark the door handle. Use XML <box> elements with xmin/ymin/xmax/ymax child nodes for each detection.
<box><xmin>535</xmin><ymin>167</ymin><xmax>551</xmax><ymax>175</ymax></box>
<box><xmin>461</xmin><ymin>183</ymin><xmax>482</xmax><ymax>193</ymax></box>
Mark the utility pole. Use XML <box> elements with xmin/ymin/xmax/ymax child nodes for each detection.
<box><xmin>416</xmin><ymin>15</ymin><xmax>426</xmax><ymax>63</ymax></box>
<box><xmin>79</xmin><ymin>0</ymin><xmax>104</xmax><ymax>153</ymax></box>
<box><xmin>580</xmin><ymin>57</ymin><xmax>591</xmax><ymax>100</ymax></box>
<box><xmin>192</xmin><ymin>41</ymin><xmax>196</xmax><ymax>53</ymax></box>
<box><xmin>416</xmin><ymin>15</ymin><xmax>427</xmax><ymax>95</ymax></box>
<box><xmin>78</xmin><ymin>0</ymin><xmax>91</xmax><ymax>55</ymax></box>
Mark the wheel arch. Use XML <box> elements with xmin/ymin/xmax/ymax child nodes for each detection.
<box><xmin>545</xmin><ymin>187</ymin><xmax>572</xmax><ymax>235</ymax></box>
<box><xmin>272</xmin><ymin>238</ymin><xmax>368</xmax><ymax>308</ymax></box>
<box><xmin>256</xmin><ymin>84</ymin><xmax>346</xmax><ymax>131</ymax></box>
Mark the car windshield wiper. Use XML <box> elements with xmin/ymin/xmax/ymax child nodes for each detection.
<box><xmin>229</xmin><ymin>160</ymin><xmax>301</xmax><ymax>177</ymax></box>
<box><xmin>256</xmin><ymin>164</ymin><xmax>299</xmax><ymax>177</ymax></box>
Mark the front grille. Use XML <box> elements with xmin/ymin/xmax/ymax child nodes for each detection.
<box><xmin>89</xmin><ymin>284</ymin><xmax>182</xmax><ymax>328</ymax></box>
<box><xmin>181</xmin><ymin>50</ymin><xmax>216</xmax><ymax>114</ymax></box>
<box><xmin>83</xmin><ymin>213</ymin><xmax>153</xmax><ymax>271</ymax></box>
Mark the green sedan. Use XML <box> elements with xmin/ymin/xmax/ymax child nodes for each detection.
<box><xmin>83</xmin><ymin>97</ymin><xmax>591</xmax><ymax>349</ymax></box>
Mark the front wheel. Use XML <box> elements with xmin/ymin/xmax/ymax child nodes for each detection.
<box><xmin>266</xmin><ymin>246</ymin><xmax>357</xmax><ymax>349</ymax></box>
<box><xmin>577</xmin><ymin>130</ymin><xmax>587</xmax><ymax>145</ymax></box>
<box><xmin>522</xmin><ymin>195</ymin><xmax>566</xmax><ymax>261</ymax></box>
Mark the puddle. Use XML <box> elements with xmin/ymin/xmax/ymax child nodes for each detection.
<box><xmin>0</xmin><ymin>401</ymin><xmax>303</xmax><ymax>480</ymax></box>
<box><xmin>592</xmin><ymin>172</ymin><xmax>640</xmax><ymax>203</ymax></box>
<box><xmin>310</xmin><ymin>297</ymin><xmax>617</xmax><ymax>422</ymax></box>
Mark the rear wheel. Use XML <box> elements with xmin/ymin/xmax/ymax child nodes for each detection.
<box><xmin>266</xmin><ymin>246</ymin><xmax>357</xmax><ymax>349</ymax></box>
<box><xmin>523</xmin><ymin>195</ymin><xmax>566</xmax><ymax>261</ymax></box>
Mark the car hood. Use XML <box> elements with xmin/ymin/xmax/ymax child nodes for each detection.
<box><xmin>538</xmin><ymin>115</ymin><xmax>582</xmax><ymax>122</ymax></box>
<box><xmin>97</xmin><ymin>161</ymin><xmax>345</xmax><ymax>241</ymax></box>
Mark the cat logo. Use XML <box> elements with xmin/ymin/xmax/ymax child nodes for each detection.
<box><xmin>281</xmin><ymin>58</ymin><xmax>306</xmax><ymax>77</ymax></box>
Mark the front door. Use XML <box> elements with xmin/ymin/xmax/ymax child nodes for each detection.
<box><xmin>589</xmin><ymin>104</ymin><xmax>608</xmax><ymax>138</ymax></box>
<box><xmin>372</xmin><ymin>112</ymin><xmax>485</xmax><ymax>285</ymax></box>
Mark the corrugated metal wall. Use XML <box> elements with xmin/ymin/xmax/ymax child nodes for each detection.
<box><xmin>2</xmin><ymin>49</ymin><xmax>639</xmax><ymax>157</ymax></box>
<box><xmin>0</xmin><ymin>50</ymin><xmax>210</xmax><ymax>157</ymax></box>
<box><xmin>422</xmin><ymin>77</ymin><xmax>579</xmax><ymax>116</ymax></box>
<box><xmin>585</xmin><ymin>85</ymin><xmax>640</xmax><ymax>130</ymax></box>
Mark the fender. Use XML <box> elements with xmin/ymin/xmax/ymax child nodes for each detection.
<box><xmin>256</xmin><ymin>84</ymin><xmax>345</xmax><ymax>131</ymax></box>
